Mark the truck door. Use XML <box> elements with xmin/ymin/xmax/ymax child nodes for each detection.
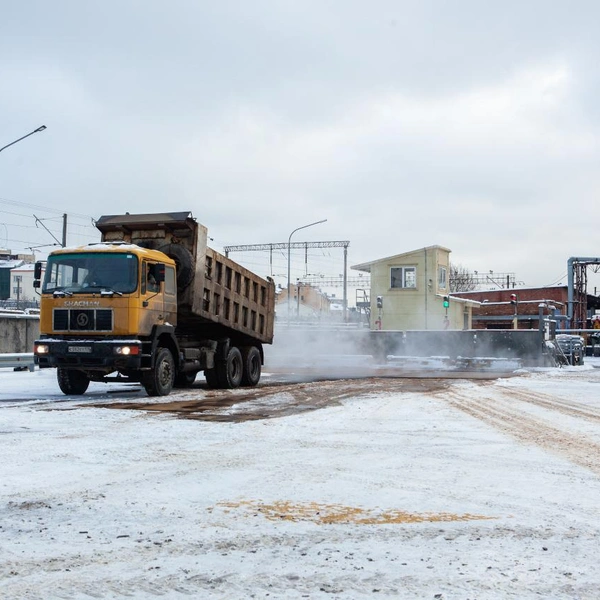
<box><xmin>140</xmin><ymin>261</ymin><xmax>165</xmax><ymax>334</ymax></box>
<box><xmin>162</xmin><ymin>264</ymin><xmax>178</xmax><ymax>325</ymax></box>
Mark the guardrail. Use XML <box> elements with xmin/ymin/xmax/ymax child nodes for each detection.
<box><xmin>0</xmin><ymin>353</ymin><xmax>36</xmax><ymax>372</ymax></box>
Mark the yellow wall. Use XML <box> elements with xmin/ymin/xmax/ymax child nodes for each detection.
<box><xmin>367</xmin><ymin>247</ymin><xmax>472</xmax><ymax>331</ymax></box>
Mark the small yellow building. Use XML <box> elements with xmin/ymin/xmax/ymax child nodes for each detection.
<box><xmin>352</xmin><ymin>245</ymin><xmax>473</xmax><ymax>330</ymax></box>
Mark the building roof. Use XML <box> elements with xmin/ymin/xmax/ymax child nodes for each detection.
<box><xmin>11</xmin><ymin>263</ymin><xmax>35</xmax><ymax>272</ymax></box>
<box><xmin>351</xmin><ymin>245</ymin><xmax>452</xmax><ymax>273</ymax></box>
<box><xmin>0</xmin><ymin>259</ymin><xmax>24</xmax><ymax>270</ymax></box>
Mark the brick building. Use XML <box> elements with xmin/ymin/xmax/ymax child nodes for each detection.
<box><xmin>453</xmin><ymin>286</ymin><xmax>600</xmax><ymax>330</ymax></box>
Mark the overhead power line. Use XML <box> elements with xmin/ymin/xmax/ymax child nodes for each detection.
<box><xmin>224</xmin><ymin>240</ymin><xmax>353</xmax><ymax>320</ymax></box>
<box><xmin>223</xmin><ymin>241</ymin><xmax>350</xmax><ymax>254</ymax></box>
<box><xmin>0</xmin><ymin>197</ymin><xmax>94</xmax><ymax>221</ymax></box>
<box><xmin>300</xmin><ymin>276</ymin><xmax>371</xmax><ymax>287</ymax></box>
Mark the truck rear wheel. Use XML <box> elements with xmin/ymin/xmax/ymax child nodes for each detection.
<box><xmin>204</xmin><ymin>368</ymin><xmax>219</xmax><ymax>388</ymax></box>
<box><xmin>57</xmin><ymin>368</ymin><xmax>90</xmax><ymax>395</ymax></box>
<box><xmin>241</xmin><ymin>346</ymin><xmax>261</xmax><ymax>386</ymax></box>
<box><xmin>217</xmin><ymin>346</ymin><xmax>243</xmax><ymax>389</ymax></box>
<box><xmin>142</xmin><ymin>347</ymin><xmax>175</xmax><ymax>396</ymax></box>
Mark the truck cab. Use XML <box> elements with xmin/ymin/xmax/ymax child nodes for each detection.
<box><xmin>34</xmin><ymin>243</ymin><xmax>181</xmax><ymax>395</ymax></box>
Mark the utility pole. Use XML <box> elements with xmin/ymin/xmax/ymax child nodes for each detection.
<box><xmin>511</xmin><ymin>294</ymin><xmax>518</xmax><ymax>329</ymax></box>
<box><xmin>342</xmin><ymin>244</ymin><xmax>348</xmax><ymax>322</ymax></box>
<box><xmin>15</xmin><ymin>275</ymin><xmax>22</xmax><ymax>309</ymax></box>
<box><xmin>62</xmin><ymin>214</ymin><xmax>67</xmax><ymax>247</ymax></box>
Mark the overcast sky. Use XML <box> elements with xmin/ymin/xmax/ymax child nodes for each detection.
<box><xmin>1</xmin><ymin>1</ymin><xmax>599</xmax><ymax>289</ymax></box>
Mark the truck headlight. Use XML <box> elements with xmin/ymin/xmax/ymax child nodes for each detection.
<box><xmin>114</xmin><ymin>345</ymin><xmax>140</xmax><ymax>356</ymax></box>
<box><xmin>34</xmin><ymin>344</ymin><xmax>49</xmax><ymax>354</ymax></box>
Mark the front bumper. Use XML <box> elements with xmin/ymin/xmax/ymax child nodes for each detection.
<box><xmin>34</xmin><ymin>339</ymin><xmax>144</xmax><ymax>371</ymax></box>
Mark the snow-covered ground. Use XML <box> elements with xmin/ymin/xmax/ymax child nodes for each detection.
<box><xmin>2</xmin><ymin>361</ymin><xmax>600</xmax><ymax>599</ymax></box>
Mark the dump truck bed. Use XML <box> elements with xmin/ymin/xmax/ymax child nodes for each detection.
<box><xmin>96</xmin><ymin>212</ymin><xmax>275</xmax><ymax>344</ymax></box>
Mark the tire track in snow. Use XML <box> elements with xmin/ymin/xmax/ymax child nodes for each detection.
<box><xmin>436</xmin><ymin>383</ymin><xmax>600</xmax><ymax>475</ymax></box>
<box><xmin>498</xmin><ymin>387</ymin><xmax>600</xmax><ymax>423</ymax></box>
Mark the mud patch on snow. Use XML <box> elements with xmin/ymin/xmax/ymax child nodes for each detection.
<box><xmin>217</xmin><ymin>500</ymin><xmax>495</xmax><ymax>525</ymax></box>
<box><xmin>90</xmin><ymin>378</ymin><xmax>452</xmax><ymax>422</ymax></box>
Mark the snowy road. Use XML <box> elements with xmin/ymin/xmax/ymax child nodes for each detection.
<box><xmin>1</xmin><ymin>363</ymin><xmax>600</xmax><ymax>599</ymax></box>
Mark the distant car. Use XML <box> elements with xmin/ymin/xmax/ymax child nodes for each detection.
<box><xmin>556</xmin><ymin>334</ymin><xmax>585</xmax><ymax>365</ymax></box>
<box><xmin>586</xmin><ymin>332</ymin><xmax>600</xmax><ymax>357</ymax></box>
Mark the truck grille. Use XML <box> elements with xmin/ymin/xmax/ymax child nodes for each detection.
<box><xmin>53</xmin><ymin>309</ymin><xmax>113</xmax><ymax>332</ymax></box>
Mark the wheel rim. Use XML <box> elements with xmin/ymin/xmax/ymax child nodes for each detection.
<box><xmin>230</xmin><ymin>356</ymin><xmax>241</xmax><ymax>380</ymax></box>
<box><xmin>249</xmin><ymin>355</ymin><xmax>260</xmax><ymax>378</ymax></box>
<box><xmin>226</xmin><ymin>348</ymin><xmax>243</xmax><ymax>387</ymax></box>
<box><xmin>159</xmin><ymin>357</ymin><xmax>173</xmax><ymax>388</ymax></box>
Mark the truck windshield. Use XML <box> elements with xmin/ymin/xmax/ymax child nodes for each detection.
<box><xmin>42</xmin><ymin>252</ymin><xmax>138</xmax><ymax>294</ymax></box>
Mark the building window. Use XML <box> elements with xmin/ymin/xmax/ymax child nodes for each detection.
<box><xmin>438</xmin><ymin>266</ymin><xmax>447</xmax><ymax>290</ymax></box>
<box><xmin>390</xmin><ymin>266</ymin><xmax>416</xmax><ymax>289</ymax></box>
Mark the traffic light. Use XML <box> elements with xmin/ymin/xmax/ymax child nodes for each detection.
<box><xmin>443</xmin><ymin>296</ymin><xmax>449</xmax><ymax>308</ymax></box>
<box><xmin>510</xmin><ymin>294</ymin><xmax>518</xmax><ymax>305</ymax></box>
<box><xmin>376</xmin><ymin>296</ymin><xmax>383</xmax><ymax>308</ymax></box>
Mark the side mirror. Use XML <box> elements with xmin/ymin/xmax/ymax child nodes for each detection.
<box><xmin>33</xmin><ymin>280</ymin><xmax>40</xmax><ymax>289</ymax></box>
<box><xmin>34</xmin><ymin>261</ymin><xmax>43</xmax><ymax>280</ymax></box>
<box><xmin>154</xmin><ymin>263</ymin><xmax>166</xmax><ymax>283</ymax></box>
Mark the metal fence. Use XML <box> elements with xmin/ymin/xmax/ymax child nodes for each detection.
<box><xmin>0</xmin><ymin>353</ymin><xmax>35</xmax><ymax>371</ymax></box>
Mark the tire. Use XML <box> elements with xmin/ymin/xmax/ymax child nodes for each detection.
<box><xmin>174</xmin><ymin>371</ymin><xmax>197</xmax><ymax>388</ymax></box>
<box><xmin>142</xmin><ymin>347</ymin><xmax>175</xmax><ymax>396</ymax></box>
<box><xmin>57</xmin><ymin>368</ymin><xmax>90</xmax><ymax>395</ymax></box>
<box><xmin>241</xmin><ymin>346</ymin><xmax>261</xmax><ymax>387</ymax></box>
<box><xmin>157</xmin><ymin>243</ymin><xmax>195</xmax><ymax>291</ymax></box>
<box><xmin>204</xmin><ymin>368</ymin><xmax>220</xmax><ymax>389</ymax></box>
<box><xmin>136</xmin><ymin>240</ymin><xmax>157</xmax><ymax>250</ymax></box>
<box><xmin>216</xmin><ymin>346</ymin><xmax>243</xmax><ymax>389</ymax></box>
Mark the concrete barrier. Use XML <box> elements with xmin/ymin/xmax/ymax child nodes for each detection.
<box><xmin>0</xmin><ymin>313</ymin><xmax>40</xmax><ymax>354</ymax></box>
<box><xmin>369</xmin><ymin>329</ymin><xmax>545</xmax><ymax>365</ymax></box>
<box><xmin>269</xmin><ymin>327</ymin><xmax>547</xmax><ymax>367</ymax></box>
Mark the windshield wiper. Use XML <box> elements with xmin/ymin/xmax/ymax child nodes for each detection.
<box><xmin>52</xmin><ymin>288</ymin><xmax>73</xmax><ymax>297</ymax></box>
<box><xmin>100</xmin><ymin>288</ymin><xmax>123</xmax><ymax>297</ymax></box>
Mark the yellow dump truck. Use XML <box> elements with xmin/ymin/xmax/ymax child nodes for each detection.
<box><xmin>33</xmin><ymin>211</ymin><xmax>275</xmax><ymax>396</ymax></box>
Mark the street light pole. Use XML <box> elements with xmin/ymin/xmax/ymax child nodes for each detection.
<box><xmin>0</xmin><ymin>125</ymin><xmax>47</xmax><ymax>154</ymax></box>
<box><xmin>287</xmin><ymin>219</ymin><xmax>327</xmax><ymax>323</ymax></box>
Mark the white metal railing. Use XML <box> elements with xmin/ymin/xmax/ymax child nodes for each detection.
<box><xmin>0</xmin><ymin>353</ymin><xmax>36</xmax><ymax>372</ymax></box>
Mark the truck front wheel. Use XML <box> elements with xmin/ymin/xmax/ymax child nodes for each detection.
<box><xmin>217</xmin><ymin>346</ymin><xmax>243</xmax><ymax>389</ymax></box>
<box><xmin>241</xmin><ymin>346</ymin><xmax>261</xmax><ymax>386</ymax></box>
<box><xmin>57</xmin><ymin>369</ymin><xmax>90</xmax><ymax>395</ymax></box>
<box><xmin>142</xmin><ymin>347</ymin><xmax>175</xmax><ymax>396</ymax></box>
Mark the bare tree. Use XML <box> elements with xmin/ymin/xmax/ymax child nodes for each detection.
<box><xmin>450</xmin><ymin>264</ymin><xmax>477</xmax><ymax>292</ymax></box>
